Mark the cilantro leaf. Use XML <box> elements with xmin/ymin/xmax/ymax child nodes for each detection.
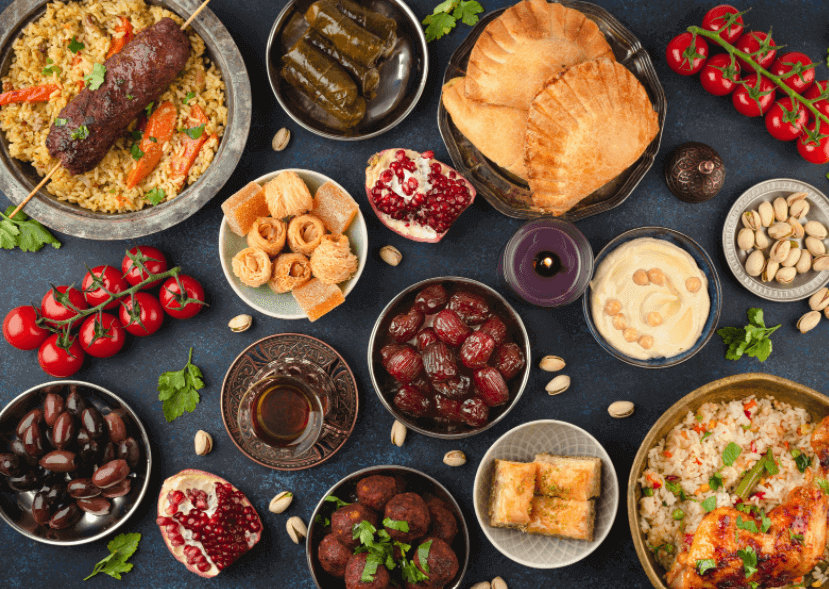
<box><xmin>68</xmin><ymin>36</ymin><xmax>84</xmax><ymax>53</ymax></box>
<box><xmin>382</xmin><ymin>518</ymin><xmax>410</xmax><ymax>533</ymax></box>
<box><xmin>760</xmin><ymin>511</ymin><xmax>771</xmax><ymax>533</ymax></box>
<box><xmin>696</xmin><ymin>559</ymin><xmax>716</xmax><ymax>575</ymax></box>
<box><xmin>184</xmin><ymin>91</ymin><xmax>196</xmax><ymax>105</ymax></box>
<box><xmin>701</xmin><ymin>496</ymin><xmax>717</xmax><ymax>513</ymax></box>
<box><xmin>324</xmin><ymin>495</ymin><xmax>351</xmax><ymax>510</ymax></box>
<box><xmin>792</xmin><ymin>448</ymin><xmax>812</xmax><ymax>473</ymax></box>
<box><xmin>71</xmin><ymin>125</ymin><xmax>89</xmax><ymax>140</ymax></box>
<box><xmin>666</xmin><ymin>480</ymin><xmax>687</xmax><ymax>500</ymax></box>
<box><xmin>401</xmin><ymin>558</ymin><xmax>429</xmax><ymax>583</ymax></box>
<box><xmin>157</xmin><ymin>347</ymin><xmax>204</xmax><ymax>422</ymax></box>
<box><xmin>417</xmin><ymin>540</ymin><xmax>432</xmax><ymax>573</ymax></box>
<box><xmin>747</xmin><ymin>308</ymin><xmax>765</xmax><ymax>327</ymax></box>
<box><xmin>54</xmin><ymin>118</ymin><xmax>67</xmax><ymax>126</ymax></box>
<box><xmin>84</xmin><ymin>533</ymin><xmax>141</xmax><ymax>580</ymax></box>
<box><xmin>360</xmin><ymin>552</ymin><xmax>383</xmax><ymax>582</ymax></box>
<box><xmin>144</xmin><ymin>187</ymin><xmax>166</xmax><ymax>206</ymax></box>
<box><xmin>0</xmin><ymin>206</ymin><xmax>60</xmax><ymax>252</ymax></box>
<box><xmin>183</xmin><ymin>124</ymin><xmax>205</xmax><ymax>140</ymax></box>
<box><xmin>42</xmin><ymin>59</ymin><xmax>62</xmax><ymax>76</ymax></box>
<box><xmin>709</xmin><ymin>472</ymin><xmax>723</xmax><ymax>490</ymax></box>
<box><xmin>737</xmin><ymin>546</ymin><xmax>758</xmax><ymax>578</ymax></box>
<box><xmin>84</xmin><ymin>63</ymin><xmax>106</xmax><ymax>91</ymax></box>
<box><xmin>130</xmin><ymin>143</ymin><xmax>144</xmax><ymax>161</ymax></box>
<box><xmin>722</xmin><ymin>442</ymin><xmax>742</xmax><ymax>467</ymax></box>
<box><xmin>423</xmin><ymin>11</ymin><xmax>459</xmax><ymax>42</ymax></box>
<box><xmin>736</xmin><ymin>515</ymin><xmax>759</xmax><ymax>534</ymax></box>
<box><xmin>718</xmin><ymin>309</ymin><xmax>779</xmax><ymax>362</ymax></box>
<box><xmin>818</xmin><ymin>478</ymin><xmax>829</xmax><ymax>493</ymax></box>
<box><xmin>353</xmin><ymin>519</ymin><xmax>377</xmax><ymax>545</ymax></box>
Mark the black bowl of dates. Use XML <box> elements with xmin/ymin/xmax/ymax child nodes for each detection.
<box><xmin>368</xmin><ymin>277</ymin><xmax>530</xmax><ymax>439</ymax></box>
<box><xmin>0</xmin><ymin>381</ymin><xmax>151</xmax><ymax>545</ymax></box>
<box><xmin>306</xmin><ymin>465</ymin><xmax>469</xmax><ymax>589</ymax></box>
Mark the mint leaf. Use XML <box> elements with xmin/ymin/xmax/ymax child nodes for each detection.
<box><xmin>157</xmin><ymin>347</ymin><xmax>203</xmax><ymax>422</ymax></box>
<box><xmin>723</xmin><ymin>442</ymin><xmax>742</xmax><ymax>467</ymax></box>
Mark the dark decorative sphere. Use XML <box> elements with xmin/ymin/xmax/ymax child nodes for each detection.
<box><xmin>664</xmin><ymin>142</ymin><xmax>726</xmax><ymax>203</ymax></box>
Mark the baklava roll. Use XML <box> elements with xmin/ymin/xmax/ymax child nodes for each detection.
<box><xmin>269</xmin><ymin>253</ymin><xmax>312</xmax><ymax>294</ymax></box>
<box><xmin>232</xmin><ymin>247</ymin><xmax>272</xmax><ymax>287</ymax></box>
<box><xmin>246</xmin><ymin>217</ymin><xmax>287</xmax><ymax>257</ymax></box>
<box><xmin>287</xmin><ymin>214</ymin><xmax>327</xmax><ymax>256</ymax></box>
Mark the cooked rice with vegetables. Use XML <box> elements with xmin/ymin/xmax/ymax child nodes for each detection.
<box><xmin>0</xmin><ymin>0</ymin><xmax>226</xmax><ymax>213</ymax></box>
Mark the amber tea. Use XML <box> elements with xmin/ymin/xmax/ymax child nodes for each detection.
<box><xmin>251</xmin><ymin>380</ymin><xmax>319</xmax><ymax>448</ymax></box>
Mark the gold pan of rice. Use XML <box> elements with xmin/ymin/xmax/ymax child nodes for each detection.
<box><xmin>628</xmin><ymin>373</ymin><xmax>829</xmax><ymax>589</ymax></box>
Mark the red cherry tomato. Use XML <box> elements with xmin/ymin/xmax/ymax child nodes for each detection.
<box><xmin>79</xmin><ymin>313</ymin><xmax>126</xmax><ymax>358</ymax></box>
<box><xmin>701</xmin><ymin>4</ymin><xmax>745</xmax><ymax>44</ymax></box>
<box><xmin>119</xmin><ymin>293</ymin><xmax>164</xmax><ymax>337</ymax></box>
<box><xmin>770</xmin><ymin>52</ymin><xmax>815</xmax><ymax>94</ymax></box>
<box><xmin>159</xmin><ymin>275</ymin><xmax>206</xmax><ymax>320</ymax></box>
<box><xmin>700</xmin><ymin>54</ymin><xmax>741</xmax><ymax>96</ymax></box>
<box><xmin>41</xmin><ymin>286</ymin><xmax>89</xmax><ymax>328</ymax></box>
<box><xmin>3</xmin><ymin>306</ymin><xmax>49</xmax><ymax>350</ymax></box>
<box><xmin>732</xmin><ymin>75</ymin><xmax>777</xmax><ymax>117</ymax></box>
<box><xmin>82</xmin><ymin>265</ymin><xmax>129</xmax><ymax>310</ymax></box>
<box><xmin>804</xmin><ymin>81</ymin><xmax>829</xmax><ymax>119</ymax></box>
<box><xmin>798</xmin><ymin>120</ymin><xmax>829</xmax><ymax>165</ymax></box>
<box><xmin>121</xmin><ymin>246</ymin><xmax>168</xmax><ymax>289</ymax></box>
<box><xmin>765</xmin><ymin>98</ymin><xmax>808</xmax><ymax>141</ymax></box>
<box><xmin>734</xmin><ymin>31</ymin><xmax>777</xmax><ymax>71</ymax></box>
<box><xmin>38</xmin><ymin>333</ymin><xmax>85</xmax><ymax>378</ymax></box>
<box><xmin>666</xmin><ymin>32</ymin><xmax>709</xmax><ymax>76</ymax></box>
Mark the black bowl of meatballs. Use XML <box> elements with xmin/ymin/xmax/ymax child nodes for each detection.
<box><xmin>306</xmin><ymin>465</ymin><xmax>469</xmax><ymax>589</ymax></box>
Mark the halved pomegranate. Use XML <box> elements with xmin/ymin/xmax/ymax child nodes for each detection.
<box><xmin>365</xmin><ymin>148</ymin><xmax>476</xmax><ymax>243</ymax></box>
<box><xmin>157</xmin><ymin>469</ymin><xmax>262</xmax><ymax>578</ymax></box>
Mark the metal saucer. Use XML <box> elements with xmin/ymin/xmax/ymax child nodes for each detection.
<box><xmin>722</xmin><ymin>178</ymin><xmax>829</xmax><ymax>302</ymax></box>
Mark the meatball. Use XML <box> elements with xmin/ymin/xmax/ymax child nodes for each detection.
<box><xmin>356</xmin><ymin>475</ymin><xmax>400</xmax><ymax>511</ymax></box>
<box><xmin>426</xmin><ymin>498</ymin><xmax>458</xmax><ymax>544</ymax></box>
<box><xmin>413</xmin><ymin>537</ymin><xmax>459</xmax><ymax>586</ymax></box>
<box><xmin>384</xmin><ymin>492</ymin><xmax>431</xmax><ymax>543</ymax></box>
<box><xmin>345</xmin><ymin>552</ymin><xmax>390</xmax><ymax>589</ymax></box>
<box><xmin>332</xmin><ymin>503</ymin><xmax>378</xmax><ymax>549</ymax></box>
<box><xmin>318</xmin><ymin>533</ymin><xmax>351</xmax><ymax>578</ymax></box>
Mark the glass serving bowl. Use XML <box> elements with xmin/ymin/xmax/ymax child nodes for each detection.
<box><xmin>582</xmin><ymin>226</ymin><xmax>722</xmax><ymax>369</ymax></box>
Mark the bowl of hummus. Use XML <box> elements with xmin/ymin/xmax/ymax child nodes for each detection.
<box><xmin>583</xmin><ymin>227</ymin><xmax>722</xmax><ymax>368</ymax></box>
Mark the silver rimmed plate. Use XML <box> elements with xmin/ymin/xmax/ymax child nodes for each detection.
<box><xmin>722</xmin><ymin>178</ymin><xmax>829</xmax><ymax>302</ymax></box>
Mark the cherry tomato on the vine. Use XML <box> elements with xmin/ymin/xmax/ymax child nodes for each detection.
<box><xmin>798</xmin><ymin>120</ymin><xmax>829</xmax><ymax>165</ymax></box>
<box><xmin>82</xmin><ymin>265</ymin><xmax>129</xmax><ymax>310</ymax></box>
<box><xmin>38</xmin><ymin>333</ymin><xmax>84</xmax><ymax>378</ymax></box>
<box><xmin>119</xmin><ymin>292</ymin><xmax>164</xmax><ymax>337</ymax></box>
<box><xmin>734</xmin><ymin>31</ymin><xmax>777</xmax><ymax>71</ymax></box>
<box><xmin>41</xmin><ymin>286</ymin><xmax>88</xmax><ymax>328</ymax></box>
<box><xmin>700</xmin><ymin>54</ymin><xmax>741</xmax><ymax>96</ymax></box>
<box><xmin>765</xmin><ymin>98</ymin><xmax>808</xmax><ymax>142</ymax></box>
<box><xmin>79</xmin><ymin>313</ymin><xmax>126</xmax><ymax>358</ymax></box>
<box><xmin>3</xmin><ymin>306</ymin><xmax>49</xmax><ymax>350</ymax></box>
<box><xmin>666</xmin><ymin>32</ymin><xmax>709</xmax><ymax>76</ymax></box>
<box><xmin>732</xmin><ymin>75</ymin><xmax>777</xmax><ymax>117</ymax></box>
<box><xmin>701</xmin><ymin>4</ymin><xmax>745</xmax><ymax>44</ymax></box>
<box><xmin>804</xmin><ymin>81</ymin><xmax>829</xmax><ymax>119</ymax></box>
<box><xmin>159</xmin><ymin>275</ymin><xmax>206</xmax><ymax>320</ymax></box>
<box><xmin>770</xmin><ymin>52</ymin><xmax>816</xmax><ymax>94</ymax></box>
<box><xmin>121</xmin><ymin>246</ymin><xmax>168</xmax><ymax>289</ymax></box>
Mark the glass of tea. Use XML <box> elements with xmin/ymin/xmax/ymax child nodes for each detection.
<box><xmin>237</xmin><ymin>359</ymin><xmax>326</xmax><ymax>459</ymax></box>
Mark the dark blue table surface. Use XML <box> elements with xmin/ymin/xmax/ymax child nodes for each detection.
<box><xmin>1</xmin><ymin>0</ymin><xmax>828</xmax><ymax>586</ymax></box>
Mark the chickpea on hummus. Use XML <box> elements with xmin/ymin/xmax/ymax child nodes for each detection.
<box><xmin>590</xmin><ymin>238</ymin><xmax>710</xmax><ymax>360</ymax></box>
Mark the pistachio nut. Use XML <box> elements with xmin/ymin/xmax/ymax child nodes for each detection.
<box><xmin>825</xmin><ymin>307</ymin><xmax>829</xmax><ymax>320</ymax></box>
<box><xmin>814</xmin><ymin>255</ymin><xmax>829</xmax><ymax>272</ymax></box>
<box><xmin>761</xmin><ymin>260</ymin><xmax>780</xmax><ymax>283</ymax></box>
<box><xmin>797</xmin><ymin>310</ymin><xmax>821</xmax><ymax>334</ymax></box>
<box><xmin>492</xmin><ymin>578</ymin><xmax>508</xmax><ymax>589</ymax></box>
<box><xmin>806</xmin><ymin>236</ymin><xmax>827</xmax><ymax>257</ymax></box>
<box><xmin>768</xmin><ymin>222</ymin><xmax>794</xmax><ymax>240</ymax></box>
<box><xmin>194</xmin><ymin>430</ymin><xmax>213</xmax><ymax>456</ymax></box>
<box><xmin>391</xmin><ymin>420</ymin><xmax>407</xmax><ymax>447</ymax></box>
<box><xmin>686</xmin><ymin>277</ymin><xmax>702</xmax><ymax>293</ymax></box>
<box><xmin>754</xmin><ymin>229</ymin><xmax>770</xmax><ymax>250</ymax></box>
<box><xmin>632</xmin><ymin>269</ymin><xmax>649</xmax><ymax>285</ymax></box>
<box><xmin>737</xmin><ymin>228</ymin><xmax>755</xmax><ymax>251</ymax></box>
<box><xmin>788</xmin><ymin>217</ymin><xmax>805</xmax><ymax>239</ymax></box>
<box><xmin>545</xmin><ymin>374</ymin><xmax>571</xmax><ymax>395</ymax></box>
<box><xmin>269</xmin><ymin>491</ymin><xmax>293</xmax><ymax>514</ymax></box>
<box><xmin>809</xmin><ymin>287</ymin><xmax>829</xmax><ymax>312</ymax></box>
<box><xmin>769</xmin><ymin>239</ymin><xmax>791</xmax><ymax>264</ymax></box>
<box><xmin>790</xmin><ymin>199</ymin><xmax>810</xmax><ymax>220</ymax></box>
<box><xmin>380</xmin><ymin>245</ymin><xmax>402</xmax><ymax>266</ymax></box>
<box><xmin>443</xmin><ymin>450</ymin><xmax>467</xmax><ymax>467</ymax></box>
<box><xmin>608</xmin><ymin>400</ymin><xmax>635</xmax><ymax>418</ymax></box>
<box><xmin>757</xmin><ymin>201</ymin><xmax>774</xmax><ymax>227</ymax></box>
<box><xmin>539</xmin><ymin>355</ymin><xmax>566</xmax><ymax>372</ymax></box>
<box><xmin>286</xmin><ymin>516</ymin><xmax>307</xmax><ymax>544</ymax></box>
<box><xmin>272</xmin><ymin>127</ymin><xmax>290</xmax><ymax>151</ymax></box>
<box><xmin>471</xmin><ymin>583</ymin><xmax>491</xmax><ymax>589</ymax></box>
<box><xmin>773</xmin><ymin>197</ymin><xmax>788</xmax><ymax>222</ymax></box>
<box><xmin>781</xmin><ymin>245</ymin><xmax>802</xmax><ymax>268</ymax></box>
<box><xmin>228</xmin><ymin>314</ymin><xmax>252</xmax><ymax>332</ymax></box>
<box><xmin>742</xmin><ymin>210</ymin><xmax>760</xmax><ymax>231</ymax></box>
<box><xmin>775</xmin><ymin>266</ymin><xmax>797</xmax><ymax>285</ymax></box>
<box><xmin>797</xmin><ymin>250</ymin><xmax>814</xmax><ymax>274</ymax></box>
<box><xmin>805</xmin><ymin>221</ymin><xmax>828</xmax><ymax>239</ymax></box>
<box><xmin>786</xmin><ymin>191</ymin><xmax>808</xmax><ymax>206</ymax></box>
<box><xmin>746</xmin><ymin>250</ymin><xmax>766</xmax><ymax>278</ymax></box>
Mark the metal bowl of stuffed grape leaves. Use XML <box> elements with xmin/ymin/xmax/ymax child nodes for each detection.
<box><xmin>266</xmin><ymin>0</ymin><xmax>428</xmax><ymax>140</ymax></box>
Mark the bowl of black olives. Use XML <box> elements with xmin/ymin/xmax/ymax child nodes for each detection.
<box><xmin>0</xmin><ymin>381</ymin><xmax>151</xmax><ymax>545</ymax></box>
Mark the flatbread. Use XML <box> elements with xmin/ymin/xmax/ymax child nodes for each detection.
<box><xmin>441</xmin><ymin>77</ymin><xmax>528</xmax><ymax>179</ymax></box>
<box><xmin>465</xmin><ymin>0</ymin><xmax>614</xmax><ymax>111</ymax></box>
<box><xmin>525</xmin><ymin>59</ymin><xmax>660</xmax><ymax>216</ymax></box>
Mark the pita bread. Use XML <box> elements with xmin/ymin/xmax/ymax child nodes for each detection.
<box><xmin>465</xmin><ymin>0</ymin><xmax>614</xmax><ymax>111</ymax></box>
<box><xmin>442</xmin><ymin>77</ymin><xmax>529</xmax><ymax>179</ymax></box>
<box><xmin>525</xmin><ymin>59</ymin><xmax>660</xmax><ymax>216</ymax></box>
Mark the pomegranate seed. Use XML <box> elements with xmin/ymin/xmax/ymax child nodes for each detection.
<box><xmin>395</xmin><ymin>168</ymin><xmax>405</xmax><ymax>179</ymax></box>
<box><xmin>449</xmin><ymin>171</ymin><xmax>456</xmax><ymax>179</ymax></box>
<box><xmin>170</xmin><ymin>535</ymin><xmax>184</xmax><ymax>546</ymax></box>
<box><xmin>380</xmin><ymin>170</ymin><xmax>393</xmax><ymax>183</ymax></box>
<box><xmin>395</xmin><ymin>150</ymin><xmax>406</xmax><ymax>161</ymax></box>
<box><xmin>402</xmin><ymin>184</ymin><xmax>413</xmax><ymax>196</ymax></box>
<box><xmin>404</xmin><ymin>160</ymin><xmax>416</xmax><ymax>171</ymax></box>
<box><xmin>430</xmin><ymin>163</ymin><xmax>441</xmax><ymax>174</ymax></box>
<box><xmin>408</xmin><ymin>177</ymin><xmax>419</xmax><ymax>190</ymax></box>
<box><xmin>422</xmin><ymin>150</ymin><xmax>434</xmax><ymax>159</ymax></box>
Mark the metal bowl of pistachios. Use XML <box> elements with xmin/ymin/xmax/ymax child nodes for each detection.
<box><xmin>722</xmin><ymin>178</ymin><xmax>829</xmax><ymax>302</ymax></box>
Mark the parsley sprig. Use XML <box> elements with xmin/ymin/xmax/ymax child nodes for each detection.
<box><xmin>143</xmin><ymin>187</ymin><xmax>166</xmax><ymax>206</ymax></box>
<box><xmin>717</xmin><ymin>308</ymin><xmax>780</xmax><ymax>362</ymax></box>
<box><xmin>422</xmin><ymin>0</ymin><xmax>484</xmax><ymax>42</ymax></box>
<box><xmin>84</xmin><ymin>63</ymin><xmax>106</xmax><ymax>91</ymax></box>
<box><xmin>0</xmin><ymin>205</ymin><xmax>61</xmax><ymax>252</ymax></box>
<box><xmin>157</xmin><ymin>347</ymin><xmax>204</xmax><ymax>422</ymax></box>
<box><xmin>84</xmin><ymin>533</ymin><xmax>141</xmax><ymax>580</ymax></box>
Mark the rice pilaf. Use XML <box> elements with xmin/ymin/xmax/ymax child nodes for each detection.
<box><xmin>0</xmin><ymin>0</ymin><xmax>226</xmax><ymax>213</ymax></box>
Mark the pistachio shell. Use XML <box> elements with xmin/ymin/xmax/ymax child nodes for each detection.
<box><xmin>471</xmin><ymin>583</ymin><xmax>491</xmax><ymax>589</ymax></box>
<box><xmin>775</xmin><ymin>266</ymin><xmax>797</xmax><ymax>284</ymax></box>
<box><xmin>194</xmin><ymin>430</ymin><xmax>213</xmax><ymax>456</ymax></box>
<box><xmin>768</xmin><ymin>222</ymin><xmax>794</xmax><ymax>240</ymax></box>
<box><xmin>492</xmin><ymin>578</ymin><xmax>508</xmax><ymax>589</ymax></box>
<box><xmin>781</xmin><ymin>246</ymin><xmax>802</xmax><ymax>268</ymax></box>
<box><xmin>790</xmin><ymin>199</ymin><xmax>810</xmax><ymax>220</ymax></box>
<box><xmin>754</xmin><ymin>230</ymin><xmax>770</xmax><ymax>250</ymax></box>
<box><xmin>797</xmin><ymin>310</ymin><xmax>821</xmax><ymax>334</ymax></box>
<box><xmin>742</xmin><ymin>211</ymin><xmax>760</xmax><ymax>231</ymax></box>
<box><xmin>269</xmin><ymin>491</ymin><xmax>293</xmax><ymax>514</ymax></box>
<box><xmin>761</xmin><ymin>260</ymin><xmax>780</xmax><ymax>283</ymax></box>
<box><xmin>797</xmin><ymin>250</ymin><xmax>814</xmax><ymax>274</ymax></box>
<box><xmin>380</xmin><ymin>245</ymin><xmax>402</xmax><ymax>266</ymax></box>
<box><xmin>773</xmin><ymin>197</ymin><xmax>788</xmax><ymax>222</ymax></box>
<box><xmin>809</xmin><ymin>287</ymin><xmax>829</xmax><ymax>312</ymax></box>
<box><xmin>272</xmin><ymin>127</ymin><xmax>291</xmax><ymax>151</ymax></box>
<box><xmin>788</xmin><ymin>217</ymin><xmax>805</xmax><ymax>239</ymax></box>
<box><xmin>757</xmin><ymin>201</ymin><xmax>774</xmax><ymax>227</ymax></box>
<box><xmin>806</xmin><ymin>237</ymin><xmax>827</xmax><ymax>257</ymax></box>
<box><xmin>608</xmin><ymin>400</ymin><xmax>635</xmax><ymax>418</ymax></box>
<box><xmin>443</xmin><ymin>450</ymin><xmax>467</xmax><ymax>467</ymax></box>
<box><xmin>228</xmin><ymin>314</ymin><xmax>252</xmax><ymax>333</ymax></box>
<box><xmin>814</xmin><ymin>255</ymin><xmax>829</xmax><ymax>272</ymax></box>
<box><xmin>286</xmin><ymin>516</ymin><xmax>307</xmax><ymax>544</ymax></box>
<box><xmin>769</xmin><ymin>239</ymin><xmax>791</xmax><ymax>264</ymax></box>
<box><xmin>737</xmin><ymin>228</ymin><xmax>755</xmax><ymax>251</ymax></box>
<box><xmin>391</xmin><ymin>420</ymin><xmax>407</xmax><ymax>447</ymax></box>
<box><xmin>539</xmin><ymin>355</ymin><xmax>566</xmax><ymax>372</ymax></box>
<box><xmin>545</xmin><ymin>375</ymin><xmax>571</xmax><ymax>395</ymax></box>
<box><xmin>786</xmin><ymin>191</ymin><xmax>808</xmax><ymax>206</ymax></box>
<box><xmin>825</xmin><ymin>307</ymin><xmax>829</xmax><ymax>320</ymax></box>
<box><xmin>805</xmin><ymin>221</ymin><xmax>828</xmax><ymax>239</ymax></box>
<box><xmin>745</xmin><ymin>250</ymin><xmax>765</xmax><ymax>277</ymax></box>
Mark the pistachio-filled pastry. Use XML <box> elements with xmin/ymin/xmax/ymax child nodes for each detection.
<box><xmin>232</xmin><ymin>247</ymin><xmax>272</xmax><ymax>287</ymax></box>
<box><xmin>309</xmin><ymin>234</ymin><xmax>358</xmax><ymax>284</ymax></box>
<box><xmin>288</xmin><ymin>214</ymin><xmax>327</xmax><ymax>256</ymax></box>
<box><xmin>269</xmin><ymin>253</ymin><xmax>312</xmax><ymax>294</ymax></box>
<box><xmin>247</xmin><ymin>217</ymin><xmax>287</xmax><ymax>257</ymax></box>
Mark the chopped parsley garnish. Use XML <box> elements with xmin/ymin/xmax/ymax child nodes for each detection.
<box><xmin>145</xmin><ymin>102</ymin><xmax>154</xmax><ymax>116</ymax></box>
<box><xmin>760</xmin><ymin>511</ymin><xmax>771</xmax><ymax>533</ymax></box>
<box><xmin>325</xmin><ymin>495</ymin><xmax>351</xmax><ymax>509</ymax></box>
<box><xmin>70</xmin><ymin>125</ymin><xmax>89</xmax><ymax>140</ymax></box>
<box><xmin>360</xmin><ymin>553</ymin><xmax>384</xmax><ymax>583</ymax></box>
<box><xmin>183</xmin><ymin>124</ymin><xmax>205</xmax><ymax>140</ymax></box>
<box><xmin>709</xmin><ymin>472</ymin><xmax>723</xmax><ymax>491</ymax></box>
<box><xmin>143</xmin><ymin>187</ymin><xmax>165</xmax><ymax>206</ymax></box>
<box><xmin>701</xmin><ymin>431</ymin><xmax>713</xmax><ymax>442</ymax></box>
<box><xmin>791</xmin><ymin>449</ymin><xmax>812</xmax><ymax>473</ymax></box>
<box><xmin>130</xmin><ymin>143</ymin><xmax>144</xmax><ymax>160</ymax></box>
<box><xmin>722</xmin><ymin>442</ymin><xmax>742</xmax><ymax>467</ymax></box>
<box><xmin>54</xmin><ymin>118</ymin><xmax>67</xmax><ymax>127</ymax></box>
<box><xmin>382</xmin><ymin>518</ymin><xmax>409</xmax><ymax>533</ymax></box>
<box><xmin>649</xmin><ymin>543</ymin><xmax>675</xmax><ymax>555</ymax></box>
<box><xmin>42</xmin><ymin>58</ymin><xmax>61</xmax><ymax>76</ymax></box>
<box><xmin>696</xmin><ymin>559</ymin><xmax>717</xmax><ymax>575</ymax></box>
<box><xmin>701</xmin><ymin>496</ymin><xmax>717</xmax><ymax>513</ymax></box>
<box><xmin>184</xmin><ymin>91</ymin><xmax>196</xmax><ymax>104</ymax></box>
<box><xmin>68</xmin><ymin>36</ymin><xmax>85</xmax><ymax>54</ymax></box>
<box><xmin>84</xmin><ymin>63</ymin><xmax>106</xmax><ymax>90</ymax></box>
<box><xmin>736</xmin><ymin>515</ymin><xmax>759</xmax><ymax>534</ymax></box>
<box><xmin>817</xmin><ymin>478</ymin><xmax>829</xmax><ymax>493</ymax></box>
<box><xmin>789</xmin><ymin>530</ymin><xmax>804</xmax><ymax>544</ymax></box>
<box><xmin>116</xmin><ymin>79</ymin><xmax>125</xmax><ymax>85</ymax></box>
<box><xmin>131</xmin><ymin>130</ymin><xmax>142</xmax><ymax>141</ymax></box>
<box><xmin>126</xmin><ymin>94</ymin><xmax>134</xmax><ymax>100</ymax></box>
<box><xmin>417</xmin><ymin>540</ymin><xmax>432</xmax><ymax>573</ymax></box>
<box><xmin>149</xmin><ymin>136</ymin><xmax>157</xmax><ymax>143</ymax></box>
<box><xmin>737</xmin><ymin>546</ymin><xmax>758</xmax><ymax>578</ymax></box>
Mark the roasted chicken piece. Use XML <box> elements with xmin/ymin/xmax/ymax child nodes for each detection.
<box><xmin>666</xmin><ymin>416</ymin><xmax>829</xmax><ymax>589</ymax></box>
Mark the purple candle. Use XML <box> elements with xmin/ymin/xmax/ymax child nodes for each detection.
<box><xmin>498</xmin><ymin>219</ymin><xmax>593</xmax><ymax>307</ymax></box>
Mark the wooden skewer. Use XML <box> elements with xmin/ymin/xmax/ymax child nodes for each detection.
<box><xmin>7</xmin><ymin>0</ymin><xmax>210</xmax><ymax>221</ymax></box>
